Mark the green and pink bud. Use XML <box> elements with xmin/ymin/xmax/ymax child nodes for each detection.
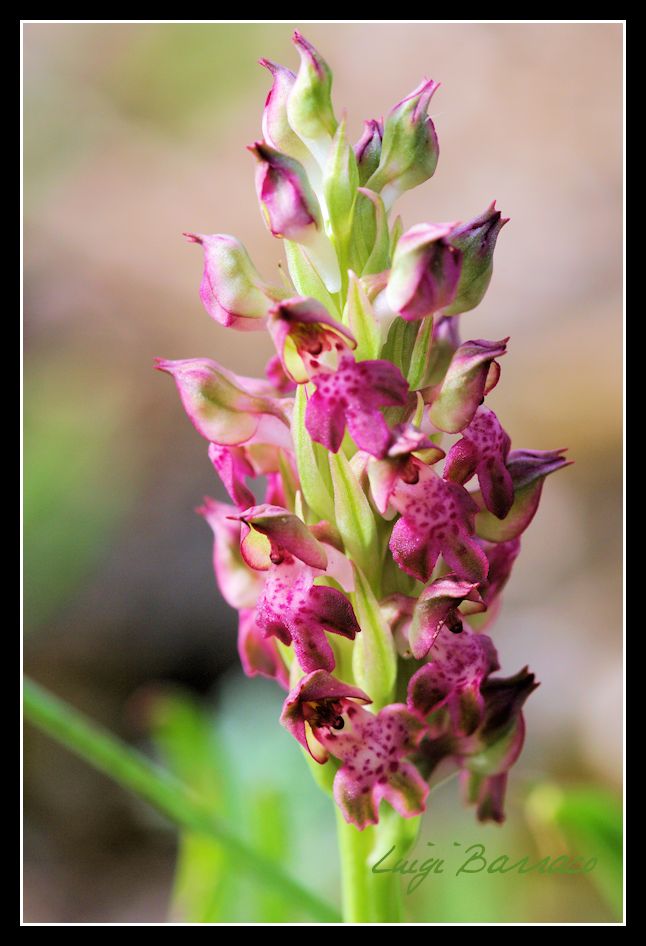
<box><xmin>365</xmin><ymin>78</ymin><xmax>440</xmax><ymax>209</ymax></box>
<box><xmin>386</xmin><ymin>222</ymin><xmax>462</xmax><ymax>321</ymax></box>
<box><xmin>183</xmin><ymin>233</ymin><xmax>282</xmax><ymax>331</ymax></box>
<box><xmin>444</xmin><ymin>203</ymin><xmax>509</xmax><ymax>316</ymax></box>
<box><xmin>428</xmin><ymin>337</ymin><xmax>508</xmax><ymax>433</ymax></box>
<box><xmin>354</xmin><ymin>119</ymin><xmax>383</xmax><ymax>185</ymax></box>
<box><xmin>286</xmin><ymin>31</ymin><xmax>337</xmax><ymax>168</ymax></box>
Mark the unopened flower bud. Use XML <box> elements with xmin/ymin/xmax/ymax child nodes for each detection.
<box><xmin>366</xmin><ymin>78</ymin><xmax>440</xmax><ymax>209</ymax></box>
<box><xmin>386</xmin><ymin>222</ymin><xmax>462</xmax><ymax>321</ymax></box>
<box><xmin>287</xmin><ymin>31</ymin><xmax>337</xmax><ymax>168</ymax></box>
<box><xmin>354</xmin><ymin>119</ymin><xmax>383</xmax><ymax>185</ymax></box>
<box><xmin>444</xmin><ymin>203</ymin><xmax>509</xmax><ymax>316</ymax></box>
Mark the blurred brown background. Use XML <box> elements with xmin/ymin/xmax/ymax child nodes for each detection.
<box><xmin>23</xmin><ymin>22</ymin><xmax>622</xmax><ymax>922</ymax></box>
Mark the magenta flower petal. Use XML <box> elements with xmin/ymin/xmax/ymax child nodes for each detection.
<box><xmin>258</xmin><ymin>561</ymin><xmax>360</xmax><ymax>673</ymax></box>
<box><xmin>428</xmin><ymin>338</ymin><xmax>508</xmax><ymax>433</ymax></box>
<box><xmin>407</xmin><ymin>576</ymin><xmax>485</xmax><ymax>659</ymax></box>
<box><xmin>316</xmin><ymin>703</ymin><xmax>428</xmax><ymax>829</ymax></box>
<box><xmin>367</xmin><ymin>425</ymin><xmax>445</xmax><ymax>515</ymax></box>
<box><xmin>408</xmin><ymin>626</ymin><xmax>499</xmax><ymax>735</ymax></box>
<box><xmin>235</xmin><ymin>504</ymin><xmax>328</xmax><ymax>571</ymax></box>
<box><xmin>208</xmin><ymin>443</ymin><xmax>256</xmax><ymax>509</ymax></box>
<box><xmin>238</xmin><ymin>607</ymin><xmax>290</xmax><ymax>689</ymax></box>
<box><xmin>444</xmin><ymin>406</ymin><xmax>514</xmax><ymax>519</ymax></box>
<box><xmin>390</xmin><ymin>465</ymin><xmax>489</xmax><ymax>584</ymax></box>
<box><xmin>305</xmin><ymin>355</ymin><xmax>409</xmax><ymax>458</ymax></box>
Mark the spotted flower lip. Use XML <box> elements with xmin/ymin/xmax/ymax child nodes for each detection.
<box><xmin>238</xmin><ymin>607</ymin><xmax>290</xmax><ymax>689</ymax></box>
<box><xmin>407</xmin><ymin>575</ymin><xmax>486</xmax><ymax>660</ymax></box>
<box><xmin>389</xmin><ymin>463</ymin><xmax>489</xmax><ymax>584</ymax></box>
<box><xmin>443</xmin><ymin>202</ymin><xmax>509</xmax><ymax>316</ymax></box>
<box><xmin>183</xmin><ymin>233</ymin><xmax>281</xmax><ymax>331</ymax></box>
<box><xmin>258</xmin><ymin>560</ymin><xmax>360</xmax><ymax>673</ymax></box>
<box><xmin>428</xmin><ymin>337</ymin><xmax>508</xmax><ymax>434</ymax></box>
<box><xmin>385</xmin><ymin>222</ymin><xmax>463</xmax><ymax>322</ymax></box>
<box><xmin>319</xmin><ymin>702</ymin><xmax>429</xmax><ymax>829</ymax></box>
<box><xmin>444</xmin><ymin>405</ymin><xmax>514</xmax><ymax>519</ymax></box>
<box><xmin>280</xmin><ymin>669</ymin><xmax>372</xmax><ymax>763</ymax></box>
<box><xmin>233</xmin><ymin>503</ymin><xmax>328</xmax><ymax>571</ymax></box>
<box><xmin>475</xmin><ymin>448</ymin><xmax>571</xmax><ymax>542</ymax></box>
<box><xmin>268</xmin><ymin>296</ymin><xmax>356</xmax><ymax>383</ymax></box>
<box><xmin>154</xmin><ymin>357</ymin><xmax>291</xmax><ymax>448</ymax></box>
<box><xmin>408</xmin><ymin>624</ymin><xmax>499</xmax><ymax>736</ymax></box>
<box><xmin>366</xmin><ymin>77</ymin><xmax>440</xmax><ymax>208</ymax></box>
<box><xmin>305</xmin><ymin>354</ymin><xmax>409</xmax><ymax>458</ymax></box>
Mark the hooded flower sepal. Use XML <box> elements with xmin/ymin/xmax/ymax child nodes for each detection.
<box><xmin>443</xmin><ymin>202</ymin><xmax>509</xmax><ymax>316</ymax></box>
<box><xmin>444</xmin><ymin>405</ymin><xmax>514</xmax><ymax>519</ymax></box>
<box><xmin>389</xmin><ymin>463</ymin><xmax>489</xmax><ymax>584</ymax></box>
<box><xmin>258</xmin><ymin>559</ymin><xmax>361</xmax><ymax>673</ymax></box>
<box><xmin>249</xmin><ymin>140</ymin><xmax>341</xmax><ymax>292</ymax></box>
<box><xmin>233</xmin><ymin>503</ymin><xmax>328</xmax><ymax>571</ymax></box>
<box><xmin>366</xmin><ymin>78</ymin><xmax>440</xmax><ymax>209</ymax></box>
<box><xmin>475</xmin><ymin>449</ymin><xmax>571</xmax><ymax>542</ymax></box>
<box><xmin>238</xmin><ymin>607</ymin><xmax>290</xmax><ymax>689</ymax></box>
<box><xmin>462</xmin><ymin>537</ymin><xmax>521</xmax><ymax>630</ymax></box>
<box><xmin>406</xmin><ymin>575</ymin><xmax>486</xmax><ymax>659</ymax></box>
<box><xmin>154</xmin><ymin>358</ymin><xmax>291</xmax><ymax>448</ymax></box>
<box><xmin>385</xmin><ymin>222</ymin><xmax>462</xmax><ymax>322</ymax></box>
<box><xmin>366</xmin><ymin>424</ymin><xmax>445</xmax><ymax>516</ymax></box>
<box><xmin>268</xmin><ymin>296</ymin><xmax>356</xmax><ymax>383</ymax></box>
<box><xmin>460</xmin><ymin>667</ymin><xmax>538</xmax><ymax>822</ymax></box>
<box><xmin>427</xmin><ymin>337</ymin><xmax>508</xmax><ymax>434</ymax></box>
<box><xmin>183</xmin><ymin>233</ymin><xmax>285</xmax><ymax>330</ymax></box>
<box><xmin>286</xmin><ymin>31</ymin><xmax>338</xmax><ymax>167</ymax></box>
<box><xmin>280</xmin><ymin>669</ymin><xmax>371</xmax><ymax>763</ymax></box>
<box><xmin>407</xmin><ymin>624</ymin><xmax>499</xmax><ymax>737</ymax></box>
<box><xmin>305</xmin><ymin>354</ymin><xmax>409</xmax><ymax>458</ymax></box>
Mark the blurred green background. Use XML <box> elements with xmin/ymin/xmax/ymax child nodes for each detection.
<box><xmin>23</xmin><ymin>22</ymin><xmax>623</xmax><ymax>922</ymax></box>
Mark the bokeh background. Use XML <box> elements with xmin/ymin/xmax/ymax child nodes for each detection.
<box><xmin>23</xmin><ymin>22</ymin><xmax>623</xmax><ymax>923</ymax></box>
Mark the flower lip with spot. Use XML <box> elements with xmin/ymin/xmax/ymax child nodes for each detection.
<box><xmin>389</xmin><ymin>464</ymin><xmax>489</xmax><ymax>584</ymax></box>
<box><xmin>444</xmin><ymin>405</ymin><xmax>514</xmax><ymax>520</ymax></box>
<box><xmin>280</xmin><ymin>669</ymin><xmax>372</xmax><ymax>763</ymax></box>
<box><xmin>386</xmin><ymin>222</ymin><xmax>463</xmax><ymax>322</ymax></box>
<box><xmin>183</xmin><ymin>233</ymin><xmax>282</xmax><ymax>331</ymax></box>
<box><xmin>407</xmin><ymin>624</ymin><xmax>499</xmax><ymax>736</ymax></box>
<box><xmin>305</xmin><ymin>354</ymin><xmax>409</xmax><ymax>458</ymax></box>
<box><xmin>268</xmin><ymin>296</ymin><xmax>357</xmax><ymax>383</ymax></box>
<box><xmin>231</xmin><ymin>503</ymin><xmax>328</xmax><ymax>571</ymax></box>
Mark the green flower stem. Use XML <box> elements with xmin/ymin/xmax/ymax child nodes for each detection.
<box><xmin>335</xmin><ymin>808</ymin><xmax>403</xmax><ymax>923</ymax></box>
<box><xmin>23</xmin><ymin>677</ymin><xmax>341</xmax><ymax>924</ymax></box>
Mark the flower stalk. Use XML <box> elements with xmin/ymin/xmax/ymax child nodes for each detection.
<box><xmin>157</xmin><ymin>31</ymin><xmax>570</xmax><ymax>922</ymax></box>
